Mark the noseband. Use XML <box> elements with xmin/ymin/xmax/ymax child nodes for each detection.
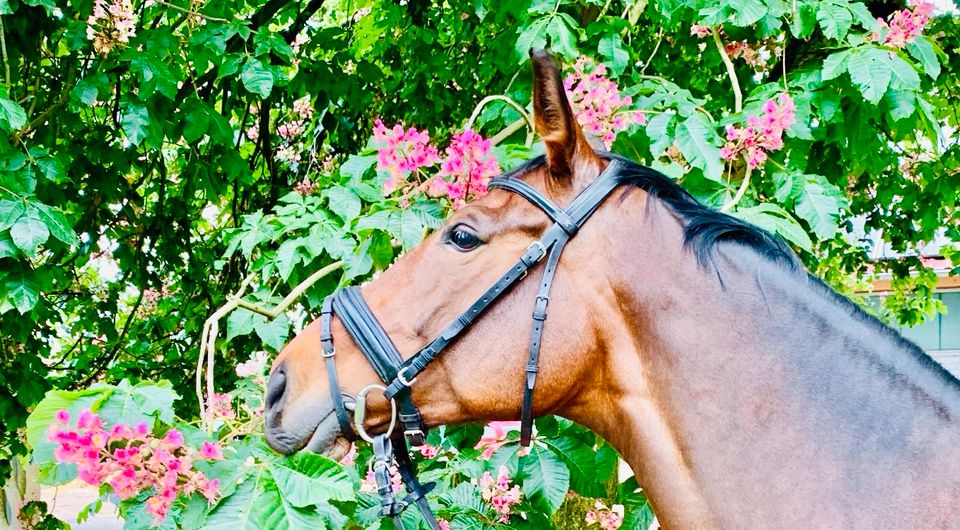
<box><xmin>318</xmin><ymin>154</ymin><xmax>625</xmax><ymax>529</ymax></box>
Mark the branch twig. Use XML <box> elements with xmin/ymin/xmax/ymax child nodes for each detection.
<box><xmin>639</xmin><ymin>28</ymin><xmax>663</xmax><ymax>76</ymax></box>
<box><xmin>720</xmin><ymin>165</ymin><xmax>752</xmax><ymax>212</ymax></box>
<box><xmin>228</xmin><ymin>260</ymin><xmax>344</xmax><ymax>318</ymax></box>
<box><xmin>465</xmin><ymin>95</ymin><xmax>534</xmax><ymax>142</ymax></box>
<box><xmin>0</xmin><ymin>17</ymin><xmax>10</xmax><ymax>86</ymax></box>
<box><xmin>153</xmin><ymin>0</ymin><xmax>228</xmax><ymax>21</ymax></box>
<box><xmin>712</xmin><ymin>28</ymin><xmax>742</xmax><ymax>112</ymax></box>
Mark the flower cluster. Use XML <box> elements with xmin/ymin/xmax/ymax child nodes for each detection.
<box><xmin>359</xmin><ymin>466</ymin><xmax>404</xmax><ymax>494</ymax></box>
<box><xmin>477</xmin><ymin>466</ymin><xmax>522</xmax><ymax>523</ymax></box>
<box><xmin>86</xmin><ymin>0</ymin><xmax>136</xmax><ymax>55</ymax></box>
<box><xmin>428</xmin><ymin>130</ymin><xmax>501</xmax><ymax>209</ymax></box>
<box><xmin>372</xmin><ymin>120</ymin><xmax>440</xmax><ymax>195</ymax></box>
<box><xmin>48</xmin><ymin>410</ymin><xmax>222</xmax><ymax>525</ymax></box>
<box><xmin>413</xmin><ymin>444</ymin><xmax>440</xmax><ymax>459</ymax></box>
<box><xmin>585</xmin><ymin>500</ymin><xmax>625</xmax><ymax>530</ymax></box>
<box><xmin>204</xmin><ymin>393</ymin><xmax>236</xmax><ymax>421</ymax></box>
<box><xmin>235</xmin><ymin>351</ymin><xmax>269</xmax><ymax>380</ymax></box>
<box><xmin>873</xmin><ymin>2</ymin><xmax>934</xmax><ymax>48</ymax></box>
<box><xmin>474</xmin><ymin>421</ymin><xmax>520</xmax><ymax>459</ymax></box>
<box><xmin>721</xmin><ymin>94</ymin><xmax>796</xmax><ymax>169</ymax></box>
<box><xmin>690</xmin><ymin>23</ymin><xmax>712</xmax><ymax>38</ymax></box>
<box><xmin>564</xmin><ymin>58</ymin><xmax>644</xmax><ymax>147</ymax></box>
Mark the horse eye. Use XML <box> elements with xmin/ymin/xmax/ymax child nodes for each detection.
<box><xmin>448</xmin><ymin>227</ymin><xmax>482</xmax><ymax>251</ymax></box>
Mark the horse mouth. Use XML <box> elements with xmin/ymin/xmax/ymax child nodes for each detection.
<box><xmin>301</xmin><ymin>410</ymin><xmax>352</xmax><ymax>460</ymax></box>
<box><xmin>266</xmin><ymin>405</ymin><xmax>348</xmax><ymax>458</ymax></box>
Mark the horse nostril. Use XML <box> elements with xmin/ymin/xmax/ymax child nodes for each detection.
<box><xmin>265</xmin><ymin>365</ymin><xmax>287</xmax><ymax>411</ymax></box>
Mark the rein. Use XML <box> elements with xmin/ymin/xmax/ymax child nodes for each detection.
<box><xmin>319</xmin><ymin>155</ymin><xmax>625</xmax><ymax>529</ymax></box>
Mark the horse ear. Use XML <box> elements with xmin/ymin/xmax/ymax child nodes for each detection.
<box><xmin>529</xmin><ymin>48</ymin><xmax>600</xmax><ymax>182</ymax></box>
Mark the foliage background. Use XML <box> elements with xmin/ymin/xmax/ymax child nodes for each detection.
<box><xmin>0</xmin><ymin>0</ymin><xmax>958</xmax><ymax>526</ymax></box>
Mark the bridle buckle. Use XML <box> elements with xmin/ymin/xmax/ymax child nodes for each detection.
<box><xmin>527</xmin><ymin>240</ymin><xmax>546</xmax><ymax>262</ymax></box>
<box><xmin>397</xmin><ymin>366</ymin><xmax>418</xmax><ymax>386</ymax></box>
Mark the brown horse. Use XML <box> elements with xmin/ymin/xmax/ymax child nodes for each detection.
<box><xmin>264</xmin><ymin>50</ymin><xmax>960</xmax><ymax>528</ymax></box>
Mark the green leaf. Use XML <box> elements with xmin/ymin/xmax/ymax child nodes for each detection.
<box><xmin>95</xmin><ymin>380</ymin><xmax>156</xmax><ymax>428</ymax></box>
<box><xmin>205</xmin><ymin>473</ymin><xmax>263</xmax><ymax>530</ymax></box>
<box><xmin>541</xmin><ymin>436</ymin><xmax>606</xmax><ymax>497</ymax></box>
<box><xmin>816</xmin><ymin>2</ymin><xmax>852</xmax><ymax>40</ymax></box>
<box><xmin>729</xmin><ymin>0</ymin><xmax>767</xmax><ymax>27</ymax></box>
<box><xmin>646</xmin><ymin>113</ymin><xmax>675</xmax><ymax>159</ymax></box>
<box><xmin>184</xmin><ymin>109</ymin><xmax>211</xmax><ymax>143</ymax></box>
<box><xmin>846</xmin><ymin>48</ymin><xmax>891</xmax><ymax>105</ymax></box>
<box><xmin>23</xmin><ymin>0</ymin><xmax>55</xmax><ymax>15</ymax></box>
<box><xmin>0</xmin><ymin>233</ymin><xmax>17</xmax><ymax>259</ymax></box>
<box><xmin>907</xmin><ymin>36</ymin><xmax>940</xmax><ymax>80</ymax></box>
<box><xmin>0</xmin><ymin>97</ymin><xmax>27</xmax><ymax>131</ymax></box>
<box><xmin>598</xmin><ymin>33</ymin><xmax>628</xmax><ymax>75</ymax></box>
<box><xmin>253</xmin><ymin>479</ymin><xmax>332</xmax><ymax>530</ymax></box>
<box><xmin>520</xmin><ymin>445</ymin><xmax>569</xmax><ymax>514</ymax></box>
<box><xmin>275</xmin><ymin>238</ymin><xmax>306</xmax><ymax>281</ymax></box>
<box><xmin>0</xmin><ymin>0</ymin><xmax>13</xmax><ymax>15</ymax></box>
<box><xmin>227</xmin><ymin>309</ymin><xmax>258</xmax><ymax>345</ymax></box>
<box><xmin>885</xmin><ymin>90</ymin><xmax>916</xmax><ymax>121</ymax></box>
<box><xmin>674</xmin><ymin>114</ymin><xmax>723</xmax><ymax>182</ymax></box>
<box><xmin>340</xmin><ymin>155</ymin><xmax>377</xmax><ymax>183</ymax></box>
<box><xmin>241</xmin><ymin>59</ymin><xmax>274</xmax><ymax>99</ymax></box>
<box><xmin>733</xmin><ymin>203</ymin><xmax>812</xmax><ymax>251</ymax></box>
<box><xmin>545</xmin><ymin>15</ymin><xmax>578</xmax><ymax>60</ymax></box>
<box><xmin>515</xmin><ymin>18</ymin><xmax>549</xmax><ymax>63</ymax></box>
<box><xmin>885</xmin><ymin>52</ymin><xmax>920</xmax><ymax>91</ymax></box>
<box><xmin>5</xmin><ymin>273</ymin><xmax>40</xmax><ymax>314</ymax></box>
<box><xmin>34</xmin><ymin>203</ymin><xmax>78</xmax><ymax>245</ymax></box>
<box><xmin>387</xmin><ymin>210</ymin><xmax>424</xmax><ymax>250</ymax></box>
<box><xmin>618</xmin><ymin>477</ymin><xmax>655</xmax><ymax>530</ymax></box>
<box><xmin>0</xmin><ymin>199</ymin><xmax>25</xmax><ymax>231</ymax></box>
<box><xmin>121</xmin><ymin>100</ymin><xmax>151</xmax><ymax>146</ymax></box>
<box><xmin>821</xmin><ymin>50</ymin><xmax>851</xmax><ymax>81</ymax></box>
<box><xmin>323</xmin><ymin>186</ymin><xmax>362</xmax><ymax>222</ymax></box>
<box><xmin>10</xmin><ymin>204</ymin><xmax>49</xmax><ymax>255</ymax></box>
<box><xmin>789</xmin><ymin>3</ymin><xmax>817</xmax><ymax>39</ymax></box>
<box><xmin>794</xmin><ymin>174</ymin><xmax>847</xmax><ymax>240</ymax></box>
<box><xmin>253</xmin><ymin>314</ymin><xmax>291</xmax><ymax>352</ymax></box>
<box><xmin>268</xmin><ymin>452</ymin><xmax>354</xmax><ymax>508</ymax></box>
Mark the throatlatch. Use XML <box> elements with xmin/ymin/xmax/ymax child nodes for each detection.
<box><xmin>319</xmin><ymin>154</ymin><xmax>626</xmax><ymax>529</ymax></box>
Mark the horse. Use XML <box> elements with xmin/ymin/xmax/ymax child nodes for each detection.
<box><xmin>263</xmin><ymin>49</ymin><xmax>960</xmax><ymax>528</ymax></box>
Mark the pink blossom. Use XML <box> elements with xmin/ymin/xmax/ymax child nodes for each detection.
<box><xmin>872</xmin><ymin>2</ymin><xmax>934</xmax><ymax>48</ymax></box>
<box><xmin>293</xmin><ymin>96</ymin><xmax>314</xmax><ymax>120</ymax></box>
<box><xmin>564</xmin><ymin>57</ymin><xmax>640</xmax><ymax>147</ymax></box>
<box><xmin>198</xmin><ymin>441</ymin><xmax>224</xmax><ymax>460</ymax></box>
<box><xmin>438</xmin><ymin>520</ymin><xmax>452</xmax><ymax>530</ymax></box>
<box><xmin>428</xmin><ymin>129</ymin><xmax>500</xmax><ymax>208</ymax></box>
<box><xmin>235</xmin><ymin>351</ymin><xmax>269</xmax><ymax>378</ymax></box>
<box><xmin>690</xmin><ymin>23</ymin><xmax>712</xmax><ymax>38</ymax></box>
<box><xmin>47</xmin><ymin>410</ymin><xmax>220</xmax><ymax>526</ymax></box>
<box><xmin>340</xmin><ymin>443</ymin><xmax>357</xmax><ymax>467</ymax></box>
<box><xmin>86</xmin><ymin>0</ymin><xmax>136</xmax><ymax>55</ymax></box>
<box><xmin>721</xmin><ymin>94</ymin><xmax>795</xmax><ymax>170</ymax></box>
<box><xmin>414</xmin><ymin>444</ymin><xmax>439</xmax><ymax>459</ymax></box>
<box><xmin>55</xmin><ymin>410</ymin><xmax>70</xmax><ymax>425</ymax></box>
<box><xmin>360</xmin><ymin>467</ymin><xmax>403</xmax><ymax>494</ymax></box>
<box><xmin>277</xmin><ymin>120</ymin><xmax>304</xmax><ymax>140</ymax></box>
<box><xmin>585</xmin><ymin>500</ymin><xmax>625</xmax><ymax>530</ymax></box>
<box><xmin>475</xmin><ymin>421</ymin><xmax>519</xmax><ymax>460</ymax></box>
<box><xmin>204</xmin><ymin>393</ymin><xmax>235</xmax><ymax>421</ymax></box>
<box><xmin>478</xmin><ymin>466</ymin><xmax>522</xmax><ymax>523</ymax></box>
<box><xmin>372</xmin><ymin>119</ymin><xmax>439</xmax><ymax>195</ymax></box>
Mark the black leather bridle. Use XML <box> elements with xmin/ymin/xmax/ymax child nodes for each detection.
<box><xmin>319</xmin><ymin>154</ymin><xmax>625</xmax><ymax>529</ymax></box>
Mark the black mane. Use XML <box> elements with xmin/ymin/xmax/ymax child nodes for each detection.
<box><xmin>610</xmin><ymin>156</ymin><xmax>802</xmax><ymax>272</ymax></box>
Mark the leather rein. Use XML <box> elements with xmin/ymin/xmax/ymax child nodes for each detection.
<box><xmin>318</xmin><ymin>155</ymin><xmax>624</xmax><ymax>529</ymax></box>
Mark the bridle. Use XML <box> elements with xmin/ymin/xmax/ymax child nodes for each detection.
<box><xmin>319</xmin><ymin>154</ymin><xmax>625</xmax><ymax>529</ymax></box>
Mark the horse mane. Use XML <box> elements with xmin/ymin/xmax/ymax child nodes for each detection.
<box><xmin>609</xmin><ymin>157</ymin><xmax>802</xmax><ymax>272</ymax></box>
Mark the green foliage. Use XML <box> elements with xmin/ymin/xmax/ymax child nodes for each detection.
<box><xmin>1</xmin><ymin>0</ymin><xmax>959</xmax><ymax>526</ymax></box>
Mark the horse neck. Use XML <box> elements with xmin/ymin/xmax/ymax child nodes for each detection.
<box><xmin>565</xmin><ymin>193</ymin><xmax>960</xmax><ymax>528</ymax></box>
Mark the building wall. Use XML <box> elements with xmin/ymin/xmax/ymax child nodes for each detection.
<box><xmin>894</xmin><ymin>290</ymin><xmax>960</xmax><ymax>378</ymax></box>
